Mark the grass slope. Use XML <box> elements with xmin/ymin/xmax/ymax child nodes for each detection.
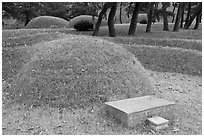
<box><xmin>4</xmin><ymin>35</ymin><xmax>155</xmax><ymax>109</ymax></box>
<box><xmin>124</xmin><ymin>44</ymin><xmax>202</xmax><ymax>76</ymax></box>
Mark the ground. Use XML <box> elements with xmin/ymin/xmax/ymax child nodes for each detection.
<box><xmin>2</xmin><ymin>23</ymin><xmax>202</xmax><ymax>135</ymax></box>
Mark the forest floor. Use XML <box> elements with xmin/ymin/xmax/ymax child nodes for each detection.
<box><xmin>2</xmin><ymin>23</ymin><xmax>202</xmax><ymax>135</ymax></box>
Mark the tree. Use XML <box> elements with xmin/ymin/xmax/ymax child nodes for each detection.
<box><xmin>119</xmin><ymin>2</ymin><xmax>123</xmax><ymax>24</ymax></box>
<box><xmin>128</xmin><ymin>2</ymin><xmax>141</xmax><ymax>35</ymax></box>
<box><xmin>194</xmin><ymin>9</ymin><xmax>202</xmax><ymax>29</ymax></box>
<box><xmin>180</xmin><ymin>3</ymin><xmax>185</xmax><ymax>28</ymax></box>
<box><xmin>42</xmin><ymin>2</ymin><xmax>70</xmax><ymax>20</ymax></box>
<box><xmin>146</xmin><ymin>2</ymin><xmax>154</xmax><ymax>33</ymax></box>
<box><xmin>173</xmin><ymin>2</ymin><xmax>184</xmax><ymax>32</ymax></box>
<box><xmin>184</xmin><ymin>3</ymin><xmax>202</xmax><ymax>29</ymax></box>
<box><xmin>184</xmin><ymin>2</ymin><xmax>191</xmax><ymax>28</ymax></box>
<box><xmin>162</xmin><ymin>2</ymin><xmax>169</xmax><ymax>31</ymax></box>
<box><xmin>2</xmin><ymin>2</ymin><xmax>44</xmax><ymax>26</ymax></box>
<box><xmin>108</xmin><ymin>2</ymin><xmax>117</xmax><ymax>37</ymax></box>
<box><xmin>171</xmin><ymin>2</ymin><xmax>178</xmax><ymax>23</ymax></box>
<box><xmin>92</xmin><ymin>3</ymin><xmax>109</xmax><ymax>36</ymax></box>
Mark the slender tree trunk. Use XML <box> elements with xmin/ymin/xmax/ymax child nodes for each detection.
<box><xmin>92</xmin><ymin>3</ymin><xmax>109</xmax><ymax>36</ymax></box>
<box><xmin>24</xmin><ymin>10</ymin><xmax>31</xmax><ymax>26</ymax></box>
<box><xmin>194</xmin><ymin>11</ymin><xmax>202</xmax><ymax>29</ymax></box>
<box><xmin>180</xmin><ymin>3</ymin><xmax>185</xmax><ymax>28</ymax></box>
<box><xmin>108</xmin><ymin>2</ymin><xmax>117</xmax><ymax>37</ymax></box>
<box><xmin>119</xmin><ymin>2</ymin><xmax>123</xmax><ymax>24</ymax></box>
<box><xmin>184</xmin><ymin>3</ymin><xmax>202</xmax><ymax>29</ymax></box>
<box><xmin>173</xmin><ymin>2</ymin><xmax>183</xmax><ymax>32</ymax></box>
<box><xmin>172</xmin><ymin>2</ymin><xmax>176</xmax><ymax>23</ymax></box>
<box><xmin>184</xmin><ymin>2</ymin><xmax>191</xmax><ymax>28</ymax></box>
<box><xmin>128</xmin><ymin>2</ymin><xmax>141</xmax><ymax>35</ymax></box>
<box><xmin>146</xmin><ymin>2</ymin><xmax>154</xmax><ymax>33</ymax></box>
<box><xmin>162</xmin><ymin>2</ymin><xmax>169</xmax><ymax>31</ymax></box>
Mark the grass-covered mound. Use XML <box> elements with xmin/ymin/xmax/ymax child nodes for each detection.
<box><xmin>4</xmin><ymin>35</ymin><xmax>155</xmax><ymax>108</ymax></box>
<box><xmin>125</xmin><ymin>44</ymin><xmax>202</xmax><ymax>76</ymax></box>
<box><xmin>26</xmin><ymin>16</ymin><xmax>69</xmax><ymax>29</ymax></box>
<box><xmin>68</xmin><ymin>15</ymin><xmax>107</xmax><ymax>29</ymax></box>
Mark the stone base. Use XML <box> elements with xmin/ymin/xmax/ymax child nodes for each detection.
<box><xmin>147</xmin><ymin>116</ymin><xmax>169</xmax><ymax>131</ymax></box>
<box><xmin>105</xmin><ymin>96</ymin><xmax>175</xmax><ymax>127</ymax></box>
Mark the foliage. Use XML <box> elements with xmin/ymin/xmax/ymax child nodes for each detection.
<box><xmin>41</xmin><ymin>2</ymin><xmax>71</xmax><ymax>20</ymax></box>
<box><xmin>74</xmin><ymin>20</ymin><xmax>93</xmax><ymax>31</ymax></box>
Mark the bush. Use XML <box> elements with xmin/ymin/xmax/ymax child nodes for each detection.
<box><xmin>4</xmin><ymin>35</ymin><xmax>155</xmax><ymax>108</ymax></box>
<box><xmin>68</xmin><ymin>15</ymin><xmax>107</xmax><ymax>30</ymax></box>
<box><xmin>137</xmin><ymin>14</ymin><xmax>148</xmax><ymax>24</ymax></box>
<box><xmin>26</xmin><ymin>16</ymin><xmax>69</xmax><ymax>29</ymax></box>
<box><xmin>139</xmin><ymin>20</ymin><xmax>148</xmax><ymax>24</ymax></box>
<box><xmin>74</xmin><ymin>20</ymin><xmax>93</xmax><ymax>31</ymax></box>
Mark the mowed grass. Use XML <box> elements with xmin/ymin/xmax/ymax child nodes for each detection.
<box><xmin>2</xmin><ymin>23</ymin><xmax>202</xmax><ymax>135</ymax></box>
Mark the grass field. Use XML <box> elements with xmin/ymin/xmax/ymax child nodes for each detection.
<box><xmin>2</xmin><ymin>23</ymin><xmax>202</xmax><ymax>135</ymax></box>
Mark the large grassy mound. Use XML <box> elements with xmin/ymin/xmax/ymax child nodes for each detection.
<box><xmin>68</xmin><ymin>15</ymin><xmax>107</xmax><ymax>28</ymax></box>
<box><xmin>26</xmin><ymin>16</ymin><xmax>69</xmax><ymax>29</ymax></box>
<box><xmin>4</xmin><ymin>35</ymin><xmax>155</xmax><ymax>108</ymax></box>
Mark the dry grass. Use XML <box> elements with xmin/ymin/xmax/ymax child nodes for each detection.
<box><xmin>3</xmin><ymin>35</ymin><xmax>155</xmax><ymax>109</ymax></box>
<box><xmin>123</xmin><ymin>44</ymin><xmax>202</xmax><ymax>76</ymax></box>
<box><xmin>2</xmin><ymin>23</ymin><xmax>202</xmax><ymax>135</ymax></box>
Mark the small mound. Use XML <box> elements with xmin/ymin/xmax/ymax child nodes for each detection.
<box><xmin>68</xmin><ymin>15</ymin><xmax>107</xmax><ymax>29</ymax></box>
<box><xmin>5</xmin><ymin>35</ymin><xmax>155</xmax><ymax>108</ymax></box>
<box><xmin>137</xmin><ymin>14</ymin><xmax>148</xmax><ymax>24</ymax></box>
<box><xmin>26</xmin><ymin>16</ymin><xmax>69</xmax><ymax>29</ymax></box>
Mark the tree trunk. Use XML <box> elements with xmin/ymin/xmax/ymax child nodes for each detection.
<box><xmin>108</xmin><ymin>2</ymin><xmax>117</xmax><ymax>37</ymax></box>
<box><xmin>184</xmin><ymin>2</ymin><xmax>192</xmax><ymax>28</ymax></box>
<box><xmin>24</xmin><ymin>10</ymin><xmax>31</xmax><ymax>26</ymax></box>
<box><xmin>194</xmin><ymin>11</ymin><xmax>202</xmax><ymax>29</ymax></box>
<box><xmin>92</xmin><ymin>3</ymin><xmax>109</xmax><ymax>36</ymax></box>
<box><xmin>173</xmin><ymin>2</ymin><xmax>183</xmax><ymax>32</ymax></box>
<box><xmin>128</xmin><ymin>2</ymin><xmax>141</xmax><ymax>35</ymax></box>
<box><xmin>180</xmin><ymin>3</ymin><xmax>185</xmax><ymax>28</ymax></box>
<box><xmin>119</xmin><ymin>2</ymin><xmax>123</xmax><ymax>24</ymax></box>
<box><xmin>184</xmin><ymin>3</ymin><xmax>202</xmax><ymax>29</ymax></box>
<box><xmin>146</xmin><ymin>2</ymin><xmax>154</xmax><ymax>33</ymax></box>
<box><xmin>162</xmin><ymin>2</ymin><xmax>169</xmax><ymax>31</ymax></box>
<box><xmin>171</xmin><ymin>2</ymin><xmax>176</xmax><ymax>23</ymax></box>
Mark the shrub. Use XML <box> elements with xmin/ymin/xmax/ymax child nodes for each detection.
<box><xmin>137</xmin><ymin>14</ymin><xmax>148</xmax><ymax>24</ymax></box>
<box><xmin>74</xmin><ymin>20</ymin><xmax>93</xmax><ymax>31</ymax></box>
<box><xmin>68</xmin><ymin>15</ymin><xmax>107</xmax><ymax>30</ymax></box>
<box><xmin>4</xmin><ymin>35</ymin><xmax>155</xmax><ymax>108</ymax></box>
<box><xmin>26</xmin><ymin>16</ymin><xmax>69</xmax><ymax>29</ymax></box>
<box><xmin>139</xmin><ymin>20</ymin><xmax>148</xmax><ymax>24</ymax></box>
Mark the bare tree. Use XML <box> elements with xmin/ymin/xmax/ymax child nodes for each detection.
<box><xmin>128</xmin><ymin>2</ymin><xmax>141</xmax><ymax>35</ymax></box>
<box><xmin>119</xmin><ymin>2</ymin><xmax>123</xmax><ymax>24</ymax></box>
<box><xmin>173</xmin><ymin>2</ymin><xmax>183</xmax><ymax>32</ymax></box>
<box><xmin>184</xmin><ymin>3</ymin><xmax>202</xmax><ymax>29</ymax></box>
<box><xmin>162</xmin><ymin>2</ymin><xmax>169</xmax><ymax>31</ymax></box>
<box><xmin>146</xmin><ymin>2</ymin><xmax>154</xmax><ymax>32</ymax></box>
<box><xmin>180</xmin><ymin>3</ymin><xmax>185</xmax><ymax>28</ymax></box>
<box><xmin>184</xmin><ymin>2</ymin><xmax>192</xmax><ymax>28</ymax></box>
<box><xmin>92</xmin><ymin>3</ymin><xmax>109</xmax><ymax>36</ymax></box>
<box><xmin>108</xmin><ymin>2</ymin><xmax>117</xmax><ymax>37</ymax></box>
<box><xmin>194</xmin><ymin>10</ymin><xmax>202</xmax><ymax>29</ymax></box>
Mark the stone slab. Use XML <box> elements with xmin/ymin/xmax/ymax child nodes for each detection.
<box><xmin>147</xmin><ymin>116</ymin><xmax>169</xmax><ymax>131</ymax></box>
<box><xmin>147</xmin><ymin>116</ymin><xmax>169</xmax><ymax>126</ymax></box>
<box><xmin>105</xmin><ymin>95</ymin><xmax>175</xmax><ymax>127</ymax></box>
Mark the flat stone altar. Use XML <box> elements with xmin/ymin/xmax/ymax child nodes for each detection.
<box><xmin>105</xmin><ymin>95</ymin><xmax>175</xmax><ymax>127</ymax></box>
